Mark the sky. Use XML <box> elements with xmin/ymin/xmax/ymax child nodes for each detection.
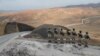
<box><xmin>0</xmin><ymin>0</ymin><xmax>100</xmax><ymax>10</ymax></box>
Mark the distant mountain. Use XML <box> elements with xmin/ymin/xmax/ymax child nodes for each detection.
<box><xmin>66</xmin><ymin>3</ymin><xmax>100</xmax><ymax>8</ymax></box>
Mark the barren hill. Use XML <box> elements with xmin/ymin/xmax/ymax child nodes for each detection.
<box><xmin>0</xmin><ymin>7</ymin><xmax>100</xmax><ymax>27</ymax></box>
<box><xmin>0</xmin><ymin>6</ymin><xmax>100</xmax><ymax>40</ymax></box>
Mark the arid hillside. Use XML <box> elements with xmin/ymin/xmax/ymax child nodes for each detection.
<box><xmin>0</xmin><ymin>7</ymin><xmax>100</xmax><ymax>41</ymax></box>
<box><xmin>0</xmin><ymin>7</ymin><xmax>100</xmax><ymax>27</ymax></box>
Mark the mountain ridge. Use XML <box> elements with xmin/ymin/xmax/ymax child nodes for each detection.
<box><xmin>66</xmin><ymin>2</ymin><xmax>100</xmax><ymax>8</ymax></box>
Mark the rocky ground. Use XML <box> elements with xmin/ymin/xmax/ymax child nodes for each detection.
<box><xmin>0</xmin><ymin>34</ymin><xmax>100</xmax><ymax>56</ymax></box>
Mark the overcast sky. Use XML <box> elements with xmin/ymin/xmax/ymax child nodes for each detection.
<box><xmin>0</xmin><ymin>0</ymin><xmax>100</xmax><ymax>10</ymax></box>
